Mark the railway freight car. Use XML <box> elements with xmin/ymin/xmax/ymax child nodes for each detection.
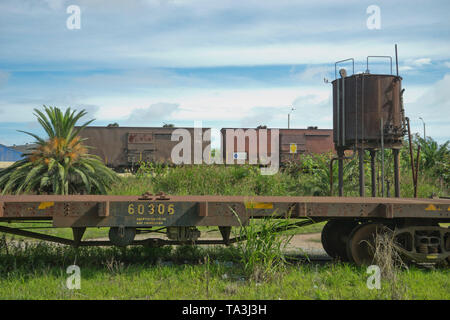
<box><xmin>78</xmin><ymin>126</ymin><xmax>210</xmax><ymax>169</ymax></box>
<box><xmin>221</xmin><ymin>127</ymin><xmax>334</xmax><ymax>164</ymax></box>
<box><xmin>0</xmin><ymin>195</ymin><xmax>449</xmax><ymax>266</ymax></box>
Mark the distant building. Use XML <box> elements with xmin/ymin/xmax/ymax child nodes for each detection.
<box><xmin>8</xmin><ymin>143</ymin><xmax>37</xmax><ymax>154</ymax></box>
<box><xmin>0</xmin><ymin>144</ymin><xmax>23</xmax><ymax>162</ymax></box>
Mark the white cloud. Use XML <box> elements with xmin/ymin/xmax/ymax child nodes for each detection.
<box><xmin>407</xmin><ymin>74</ymin><xmax>450</xmax><ymax>142</ymax></box>
<box><xmin>412</xmin><ymin>58</ymin><xmax>432</xmax><ymax>66</ymax></box>
<box><xmin>88</xmin><ymin>86</ymin><xmax>330</xmax><ymax>129</ymax></box>
<box><xmin>397</xmin><ymin>58</ymin><xmax>432</xmax><ymax>73</ymax></box>
<box><xmin>1</xmin><ymin>1</ymin><xmax>450</xmax><ymax>68</ymax></box>
<box><xmin>43</xmin><ymin>0</ymin><xmax>66</xmax><ymax>11</ymax></box>
<box><xmin>127</xmin><ymin>102</ymin><xmax>180</xmax><ymax>123</ymax></box>
<box><xmin>0</xmin><ymin>0</ymin><xmax>449</xmax><ymax>144</ymax></box>
<box><xmin>291</xmin><ymin>66</ymin><xmax>330</xmax><ymax>82</ymax></box>
<box><xmin>239</xmin><ymin>106</ymin><xmax>286</xmax><ymax>128</ymax></box>
<box><xmin>399</xmin><ymin>65</ymin><xmax>413</xmax><ymax>72</ymax></box>
<box><xmin>121</xmin><ymin>42</ymin><xmax>450</xmax><ymax>68</ymax></box>
<box><xmin>76</xmin><ymin>104</ymin><xmax>100</xmax><ymax>118</ymax></box>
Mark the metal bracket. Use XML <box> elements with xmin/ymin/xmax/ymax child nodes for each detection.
<box><xmin>72</xmin><ymin>227</ymin><xmax>86</xmax><ymax>246</ymax></box>
<box><xmin>138</xmin><ymin>191</ymin><xmax>153</xmax><ymax>200</ymax></box>
<box><xmin>199</xmin><ymin>202</ymin><xmax>208</xmax><ymax>217</ymax></box>
<box><xmin>335</xmin><ymin>58</ymin><xmax>354</xmax><ymax>79</ymax></box>
<box><xmin>155</xmin><ymin>192</ymin><xmax>170</xmax><ymax>200</ymax></box>
<box><xmin>296</xmin><ymin>203</ymin><xmax>308</xmax><ymax>217</ymax></box>
<box><xmin>98</xmin><ymin>202</ymin><xmax>110</xmax><ymax>217</ymax></box>
<box><xmin>379</xmin><ymin>203</ymin><xmax>394</xmax><ymax>218</ymax></box>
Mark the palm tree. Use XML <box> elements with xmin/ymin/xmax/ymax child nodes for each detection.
<box><xmin>0</xmin><ymin>106</ymin><xmax>119</xmax><ymax>195</ymax></box>
<box><xmin>417</xmin><ymin>136</ymin><xmax>450</xmax><ymax>187</ymax></box>
<box><xmin>417</xmin><ymin>136</ymin><xmax>449</xmax><ymax>171</ymax></box>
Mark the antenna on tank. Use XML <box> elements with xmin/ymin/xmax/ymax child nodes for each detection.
<box><xmin>395</xmin><ymin>44</ymin><xmax>399</xmax><ymax>76</ymax></box>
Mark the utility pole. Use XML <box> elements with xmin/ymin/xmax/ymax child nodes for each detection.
<box><xmin>288</xmin><ymin>107</ymin><xmax>295</xmax><ymax>129</ymax></box>
<box><xmin>419</xmin><ymin>117</ymin><xmax>426</xmax><ymax>140</ymax></box>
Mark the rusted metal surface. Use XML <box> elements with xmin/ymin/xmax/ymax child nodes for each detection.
<box><xmin>221</xmin><ymin>128</ymin><xmax>334</xmax><ymax>164</ymax></box>
<box><xmin>332</xmin><ymin>74</ymin><xmax>404</xmax><ymax>149</ymax></box>
<box><xmin>77</xmin><ymin>126</ymin><xmax>210</xmax><ymax>167</ymax></box>
<box><xmin>321</xmin><ymin>219</ymin><xmax>359</xmax><ymax>261</ymax></box>
<box><xmin>0</xmin><ymin>195</ymin><xmax>449</xmax><ymax>229</ymax></box>
<box><xmin>127</xmin><ymin>132</ymin><xmax>154</xmax><ymax>144</ymax></box>
<box><xmin>394</xmin><ymin>226</ymin><xmax>450</xmax><ymax>263</ymax></box>
<box><xmin>393</xmin><ymin>148</ymin><xmax>400</xmax><ymax>197</ymax></box>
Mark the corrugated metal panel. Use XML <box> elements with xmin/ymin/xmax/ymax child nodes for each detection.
<box><xmin>0</xmin><ymin>144</ymin><xmax>23</xmax><ymax>162</ymax></box>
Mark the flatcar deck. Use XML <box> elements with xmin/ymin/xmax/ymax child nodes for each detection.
<box><xmin>1</xmin><ymin>195</ymin><xmax>449</xmax><ymax>227</ymax></box>
<box><xmin>1</xmin><ymin>195</ymin><xmax>449</xmax><ymax>265</ymax></box>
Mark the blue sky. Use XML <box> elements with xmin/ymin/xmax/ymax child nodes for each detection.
<box><xmin>0</xmin><ymin>0</ymin><xmax>449</xmax><ymax>146</ymax></box>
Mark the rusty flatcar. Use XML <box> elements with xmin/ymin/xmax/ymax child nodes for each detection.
<box><xmin>0</xmin><ymin>195</ymin><xmax>448</xmax><ymax>266</ymax></box>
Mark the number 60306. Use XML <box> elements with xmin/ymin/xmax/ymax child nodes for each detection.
<box><xmin>127</xmin><ymin>203</ymin><xmax>175</xmax><ymax>215</ymax></box>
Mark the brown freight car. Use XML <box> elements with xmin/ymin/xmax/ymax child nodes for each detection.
<box><xmin>221</xmin><ymin>127</ymin><xmax>334</xmax><ymax>164</ymax></box>
<box><xmin>78</xmin><ymin>126</ymin><xmax>210</xmax><ymax>168</ymax></box>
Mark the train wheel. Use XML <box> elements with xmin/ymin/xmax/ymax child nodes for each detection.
<box><xmin>109</xmin><ymin>227</ymin><xmax>136</xmax><ymax>247</ymax></box>
<box><xmin>321</xmin><ymin>220</ymin><xmax>358</xmax><ymax>261</ymax></box>
<box><xmin>346</xmin><ymin>223</ymin><xmax>386</xmax><ymax>266</ymax></box>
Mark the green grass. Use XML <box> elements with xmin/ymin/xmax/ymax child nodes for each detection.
<box><xmin>0</xmin><ymin>243</ymin><xmax>448</xmax><ymax>300</ymax></box>
<box><xmin>107</xmin><ymin>159</ymin><xmax>448</xmax><ymax>198</ymax></box>
<box><xmin>0</xmin><ymin>222</ymin><xmax>109</xmax><ymax>241</ymax></box>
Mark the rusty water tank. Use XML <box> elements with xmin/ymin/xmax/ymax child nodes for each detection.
<box><xmin>332</xmin><ymin>73</ymin><xmax>404</xmax><ymax>149</ymax></box>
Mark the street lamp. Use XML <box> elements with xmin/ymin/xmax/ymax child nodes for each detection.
<box><xmin>419</xmin><ymin>117</ymin><xmax>426</xmax><ymax>140</ymax></box>
<box><xmin>288</xmin><ymin>107</ymin><xmax>295</xmax><ymax>129</ymax></box>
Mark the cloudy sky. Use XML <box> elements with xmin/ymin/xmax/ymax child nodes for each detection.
<box><xmin>0</xmin><ymin>0</ymin><xmax>449</xmax><ymax>146</ymax></box>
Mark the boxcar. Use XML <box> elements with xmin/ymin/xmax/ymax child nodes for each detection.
<box><xmin>221</xmin><ymin>127</ymin><xmax>334</xmax><ymax>164</ymax></box>
<box><xmin>78</xmin><ymin>126</ymin><xmax>210</xmax><ymax>168</ymax></box>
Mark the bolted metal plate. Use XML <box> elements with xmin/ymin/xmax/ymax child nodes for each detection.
<box><xmin>52</xmin><ymin>201</ymin><xmax>247</xmax><ymax>228</ymax></box>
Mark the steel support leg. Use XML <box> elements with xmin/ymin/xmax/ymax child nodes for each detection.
<box><xmin>359</xmin><ymin>148</ymin><xmax>365</xmax><ymax>197</ymax></box>
<box><xmin>338</xmin><ymin>148</ymin><xmax>344</xmax><ymax>197</ymax></box>
<box><xmin>393</xmin><ymin>148</ymin><xmax>400</xmax><ymax>198</ymax></box>
<box><xmin>370</xmin><ymin>150</ymin><xmax>376</xmax><ymax>197</ymax></box>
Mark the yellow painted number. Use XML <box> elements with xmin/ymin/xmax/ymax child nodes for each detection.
<box><xmin>128</xmin><ymin>203</ymin><xmax>175</xmax><ymax>215</ymax></box>
<box><xmin>128</xmin><ymin>203</ymin><xmax>134</xmax><ymax>215</ymax></box>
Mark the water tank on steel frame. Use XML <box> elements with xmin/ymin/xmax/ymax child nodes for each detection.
<box><xmin>332</xmin><ymin>57</ymin><xmax>406</xmax><ymax>150</ymax></box>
